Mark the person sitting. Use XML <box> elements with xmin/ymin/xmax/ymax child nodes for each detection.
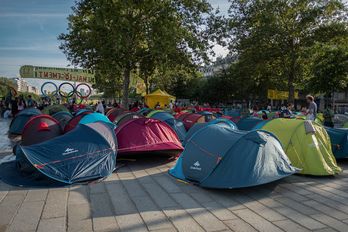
<box><xmin>283</xmin><ymin>103</ymin><xmax>294</xmax><ymax>118</ymax></box>
<box><xmin>261</xmin><ymin>111</ymin><xmax>268</xmax><ymax>120</ymax></box>
<box><xmin>4</xmin><ymin>107</ymin><xmax>11</xmax><ymax>118</ymax></box>
<box><xmin>155</xmin><ymin>102</ymin><xmax>161</xmax><ymax>108</ymax></box>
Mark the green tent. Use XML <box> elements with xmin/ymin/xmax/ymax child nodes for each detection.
<box><xmin>146</xmin><ymin>110</ymin><xmax>165</xmax><ymax>118</ymax></box>
<box><xmin>253</xmin><ymin>119</ymin><xmax>342</xmax><ymax>176</ymax></box>
<box><xmin>296</xmin><ymin>115</ymin><xmax>323</xmax><ymax>125</ymax></box>
<box><xmin>42</xmin><ymin>105</ymin><xmax>71</xmax><ymax>116</ymax></box>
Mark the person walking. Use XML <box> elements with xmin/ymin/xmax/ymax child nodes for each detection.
<box><xmin>323</xmin><ymin>103</ymin><xmax>335</xmax><ymax>127</ymax></box>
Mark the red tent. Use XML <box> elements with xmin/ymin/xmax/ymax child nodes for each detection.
<box><xmin>64</xmin><ymin>111</ymin><xmax>92</xmax><ymax>134</ymax></box>
<box><xmin>130</xmin><ymin>107</ymin><xmax>141</xmax><ymax>112</ymax></box>
<box><xmin>175</xmin><ymin>112</ymin><xmax>189</xmax><ymax>119</ymax></box>
<box><xmin>182</xmin><ymin>113</ymin><xmax>216</xmax><ymax>131</ymax></box>
<box><xmin>221</xmin><ymin>116</ymin><xmax>242</xmax><ymax>124</ymax></box>
<box><xmin>114</xmin><ymin>118</ymin><xmax>183</xmax><ymax>155</ymax></box>
<box><xmin>22</xmin><ymin>115</ymin><xmax>63</xmax><ymax>146</ymax></box>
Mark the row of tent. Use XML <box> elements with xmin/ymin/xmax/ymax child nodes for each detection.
<box><xmin>2</xmin><ymin>106</ymin><xmax>348</xmax><ymax>189</ymax></box>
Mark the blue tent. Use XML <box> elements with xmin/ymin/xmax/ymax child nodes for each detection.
<box><xmin>236</xmin><ymin>116</ymin><xmax>263</xmax><ymax>131</ymax></box>
<box><xmin>0</xmin><ymin>121</ymin><xmax>117</xmax><ymax>187</ymax></box>
<box><xmin>225</xmin><ymin>108</ymin><xmax>242</xmax><ymax>117</ymax></box>
<box><xmin>169</xmin><ymin>124</ymin><xmax>300</xmax><ymax>188</ymax></box>
<box><xmin>182</xmin><ymin>117</ymin><xmax>238</xmax><ymax>147</ymax></box>
<box><xmin>9</xmin><ymin>108</ymin><xmax>44</xmax><ymax>134</ymax></box>
<box><xmin>149</xmin><ymin>111</ymin><xmax>187</xmax><ymax>141</ymax></box>
<box><xmin>323</xmin><ymin>126</ymin><xmax>348</xmax><ymax>158</ymax></box>
<box><xmin>52</xmin><ymin>111</ymin><xmax>73</xmax><ymax>131</ymax></box>
<box><xmin>76</xmin><ymin>109</ymin><xmax>93</xmax><ymax>116</ymax></box>
<box><xmin>137</xmin><ymin>108</ymin><xmax>154</xmax><ymax>116</ymax></box>
<box><xmin>78</xmin><ymin>113</ymin><xmax>116</xmax><ymax>130</ymax></box>
<box><xmin>197</xmin><ymin>111</ymin><xmax>214</xmax><ymax>116</ymax></box>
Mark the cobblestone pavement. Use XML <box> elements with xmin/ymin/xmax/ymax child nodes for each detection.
<box><xmin>1</xmin><ymin>150</ymin><xmax>348</xmax><ymax>232</ymax></box>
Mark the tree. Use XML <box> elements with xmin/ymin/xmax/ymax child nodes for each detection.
<box><xmin>58</xmin><ymin>0</ymin><xmax>215</xmax><ymax>109</ymax></box>
<box><xmin>0</xmin><ymin>77</ymin><xmax>17</xmax><ymax>99</ymax></box>
<box><xmin>307</xmin><ymin>44</ymin><xmax>348</xmax><ymax>98</ymax></box>
<box><xmin>225</xmin><ymin>0</ymin><xmax>348</xmax><ymax>103</ymax></box>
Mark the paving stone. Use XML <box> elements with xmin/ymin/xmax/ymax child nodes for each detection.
<box><xmin>67</xmin><ymin>203</ymin><xmax>92</xmax><ymax>232</ymax></box>
<box><xmin>89</xmin><ymin>182</ymin><xmax>106</xmax><ymax>194</ymax></box>
<box><xmin>23</xmin><ymin>189</ymin><xmax>48</xmax><ymax>202</ymax></box>
<box><xmin>37</xmin><ymin>217</ymin><xmax>65</xmax><ymax>232</ymax></box>
<box><xmin>132</xmin><ymin>195</ymin><xmax>174</xmax><ymax>231</ymax></box>
<box><xmin>312</xmin><ymin>228</ymin><xmax>337</xmax><ymax>232</ymax></box>
<box><xmin>142</xmin><ymin>182</ymin><xmax>177</xmax><ymax>208</ymax></box>
<box><xmin>41</xmin><ymin>189</ymin><xmax>68</xmax><ymax>219</ymax></box>
<box><xmin>68</xmin><ymin>186</ymin><xmax>89</xmax><ymax>205</ymax></box>
<box><xmin>302</xmin><ymin>200</ymin><xmax>348</xmax><ymax>220</ymax></box>
<box><xmin>188</xmin><ymin>191</ymin><xmax>214</xmax><ymax>204</ymax></box>
<box><xmin>224</xmin><ymin>219</ymin><xmax>257</xmax><ymax>232</ymax></box>
<box><xmin>272</xmin><ymin>185</ymin><xmax>310</xmax><ymax>201</ymax></box>
<box><xmin>121</xmin><ymin>179</ymin><xmax>147</xmax><ymax>198</ymax></box>
<box><xmin>202</xmin><ymin>201</ymin><xmax>238</xmax><ymax>221</ymax></box>
<box><xmin>274</xmin><ymin>206</ymin><xmax>326</xmax><ymax>230</ymax></box>
<box><xmin>171</xmin><ymin>193</ymin><xmax>228</xmax><ymax>231</ymax></box>
<box><xmin>116</xmin><ymin>214</ymin><xmax>148</xmax><ymax>232</ymax></box>
<box><xmin>163</xmin><ymin>206</ymin><xmax>204</xmax><ymax>232</ymax></box>
<box><xmin>310</xmin><ymin>214</ymin><xmax>348</xmax><ymax>232</ymax></box>
<box><xmin>275</xmin><ymin>197</ymin><xmax>319</xmax><ymax>215</ymax></box>
<box><xmin>0</xmin><ymin>181</ymin><xmax>11</xmax><ymax>203</ymax></box>
<box><xmin>90</xmin><ymin>192</ymin><xmax>119</xmax><ymax>231</ymax></box>
<box><xmin>273</xmin><ymin>219</ymin><xmax>310</xmax><ymax>232</ymax></box>
<box><xmin>154</xmin><ymin>176</ymin><xmax>182</xmax><ymax>193</ymax></box>
<box><xmin>0</xmin><ymin>194</ymin><xmax>25</xmax><ymax>231</ymax></box>
<box><xmin>207</xmin><ymin>191</ymin><xmax>246</xmax><ymax>211</ymax></box>
<box><xmin>8</xmin><ymin>201</ymin><xmax>45</xmax><ymax>232</ymax></box>
<box><xmin>234</xmin><ymin>192</ymin><xmax>286</xmax><ymax>222</ymax></box>
<box><xmin>106</xmin><ymin>182</ymin><xmax>138</xmax><ymax>215</ymax></box>
<box><xmin>277</xmin><ymin>182</ymin><xmax>313</xmax><ymax>195</ymax></box>
<box><xmin>132</xmin><ymin>169</ymin><xmax>155</xmax><ymax>184</ymax></box>
<box><xmin>233</xmin><ymin>208</ymin><xmax>282</xmax><ymax>232</ymax></box>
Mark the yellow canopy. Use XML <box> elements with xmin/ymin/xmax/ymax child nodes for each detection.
<box><xmin>145</xmin><ymin>89</ymin><xmax>176</xmax><ymax>109</ymax></box>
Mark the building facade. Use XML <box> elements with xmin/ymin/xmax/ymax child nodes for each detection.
<box><xmin>199</xmin><ymin>56</ymin><xmax>238</xmax><ymax>78</ymax></box>
<box><xmin>9</xmin><ymin>78</ymin><xmax>27</xmax><ymax>92</ymax></box>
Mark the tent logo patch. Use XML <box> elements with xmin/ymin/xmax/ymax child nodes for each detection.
<box><xmin>190</xmin><ymin>161</ymin><xmax>201</xmax><ymax>170</ymax></box>
<box><xmin>62</xmin><ymin>148</ymin><xmax>79</xmax><ymax>156</ymax></box>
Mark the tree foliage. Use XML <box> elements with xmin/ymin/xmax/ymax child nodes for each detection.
<box><xmin>307</xmin><ymin>44</ymin><xmax>348</xmax><ymax>95</ymax></box>
<box><xmin>0</xmin><ymin>77</ymin><xmax>18</xmax><ymax>98</ymax></box>
<box><xmin>225</xmin><ymin>0</ymin><xmax>348</xmax><ymax>103</ymax></box>
<box><xmin>58</xmin><ymin>0</ymin><xmax>215</xmax><ymax>109</ymax></box>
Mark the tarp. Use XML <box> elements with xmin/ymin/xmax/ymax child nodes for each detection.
<box><xmin>0</xmin><ymin>121</ymin><xmax>116</xmax><ymax>187</ymax></box>
<box><xmin>323</xmin><ymin>126</ymin><xmax>348</xmax><ymax>159</ymax></box>
<box><xmin>52</xmin><ymin>111</ymin><xmax>73</xmax><ymax>131</ymax></box>
<box><xmin>42</xmin><ymin>105</ymin><xmax>71</xmax><ymax>116</ymax></box>
<box><xmin>251</xmin><ymin>119</ymin><xmax>342</xmax><ymax>175</ymax></box>
<box><xmin>115</xmin><ymin>118</ymin><xmax>183</xmax><ymax>155</ymax></box>
<box><xmin>169</xmin><ymin>124</ymin><xmax>300</xmax><ymax>188</ymax></box>
<box><xmin>145</xmin><ymin>89</ymin><xmax>176</xmax><ymax>109</ymax></box>
<box><xmin>22</xmin><ymin>115</ymin><xmax>63</xmax><ymax>146</ymax></box>
<box><xmin>9</xmin><ymin>108</ymin><xmax>44</xmax><ymax>134</ymax></box>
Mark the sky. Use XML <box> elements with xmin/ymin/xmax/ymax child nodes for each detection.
<box><xmin>0</xmin><ymin>0</ymin><xmax>231</xmax><ymax>89</ymax></box>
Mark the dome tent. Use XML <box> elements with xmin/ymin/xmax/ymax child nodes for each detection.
<box><xmin>42</xmin><ymin>104</ymin><xmax>70</xmax><ymax>116</ymax></box>
<box><xmin>182</xmin><ymin>113</ymin><xmax>216</xmax><ymax>131</ymax></box>
<box><xmin>236</xmin><ymin>116</ymin><xmax>263</xmax><ymax>131</ymax></box>
<box><xmin>252</xmin><ymin>119</ymin><xmax>342</xmax><ymax>175</ymax></box>
<box><xmin>323</xmin><ymin>126</ymin><xmax>348</xmax><ymax>159</ymax></box>
<box><xmin>115</xmin><ymin>118</ymin><xmax>183</xmax><ymax>156</ymax></box>
<box><xmin>0</xmin><ymin>121</ymin><xmax>117</xmax><ymax>187</ymax></box>
<box><xmin>147</xmin><ymin>111</ymin><xmax>187</xmax><ymax>142</ymax></box>
<box><xmin>52</xmin><ymin>111</ymin><xmax>73</xmax><ymax>131</ymax></box>
<box><xmin>112</xmin><ymin>111</ymin><xmax>144</xmax><ymax>126</ymax></box>
<box><xmin>21</xmin><ymin>115</ymin><xmax>63</xmax><ymax>146</ymax></box>
<box><xmin>169</xmin><ymin>124</ymin><xmax>300</xmax><ymax>188</ymax></box>
<box><xmin>9</xmin><ymin>108</ymin><xmax>44</xmax><ymax>134</ymax></box>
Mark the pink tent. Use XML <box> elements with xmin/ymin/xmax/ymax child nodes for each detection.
<box><xmin>182</xmin><ymin>113</ymin><xmax>216</xmax><ymax>131</ymax></box>
<box><xmin>114</xmin><ymin>118</ymin><xmax>183</xmax><ymax>155</ymax></box>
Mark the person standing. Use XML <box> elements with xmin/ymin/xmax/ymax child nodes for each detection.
<box><xmin>267</xmin><ymin>104</ymin><xmax>272</xmax><ymax>112</ymax></box>
<box><xmin>305</xmin><ymin>95</ymin><xmax>317</xmax><ymax>121</ymax></box>
<box><xmin>11</xmin><ymin>97</ymin><xmax>18</xmax><ymax>116</ymax></box>
<box><xmin>95</xmin><ymin>101</ymin><xmax>105</xmax><ymax>114</ymax></box>
<box><xmin>323</xmin><ymin>103</ymin><xmax>335</xmax><ymax>127</ymax></box>
<box><xmin>27</xmin><ymin>95</ymin><xmax>35</xmax><ymax>107</ymax></box>
<box><xmin>169</xmin><ymin>100</ymin><xmax>173</xmax><ymax>109</ymax></box>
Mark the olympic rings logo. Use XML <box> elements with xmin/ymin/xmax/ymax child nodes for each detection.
<box><xmin>41</xmin><ymin>82</ymin><xmax>92</xmax><ymax>105</ymax></box>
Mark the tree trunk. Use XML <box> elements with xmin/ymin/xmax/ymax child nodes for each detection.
<box><xmin>288</xmin><ymin>72</ymin><xmax>295</xmax><ymax>104</ymax></box>
<box><xmin>122</xmin><ymin>66</ymin><xmax>131</xmax><ymax>110</ymax></box>
<box><xmin>145</xmin><ymin>75</ymin><xmax>149</xmax><ymax>94</ymax></box>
